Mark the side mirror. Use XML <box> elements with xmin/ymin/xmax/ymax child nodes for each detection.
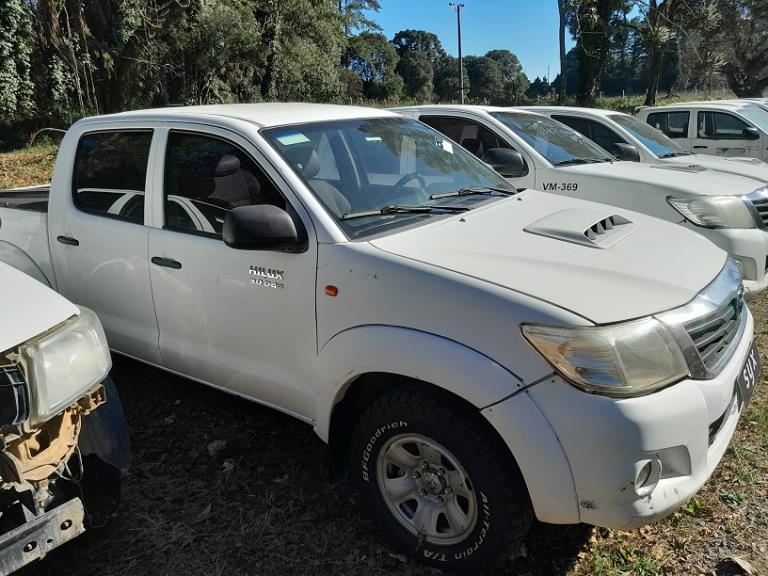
<box><xmin>482</xmin><ymin>148</ymin><xmax>528</xmax><ymax>178</ymax></box>
<box><xmin>223</xmin><ymin>204</ymin><xmax>299</xmax><ymax>251</ymax></box>
<box><xmin>744</xmin><ymin>126</ymin><xmax>761</xmax><ymax>140</ymax></box>
<box><xmin>612</xmin><ymin>143</ymin><xmax>641</xmax><ymax>162</ymax></box>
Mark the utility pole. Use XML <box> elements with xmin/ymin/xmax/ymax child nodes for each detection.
<box><xmin>449</xmin><ymin>3</ymin><xmax>465</xmax><ymax>104</ymax></box>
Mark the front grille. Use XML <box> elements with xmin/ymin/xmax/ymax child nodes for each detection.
<box><xmin>747</xmin><ymin>188</ymin><xmax>768</xmax><ymax>228</ymax></box>
<box><xmin>684</xmin><ymin>295</ymin><xmax>743</xmax><ymax>371</ymax></box>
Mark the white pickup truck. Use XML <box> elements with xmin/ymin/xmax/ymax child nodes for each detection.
<box><xmin>523</xmin><ymin>106</ymin><xmax>768</xmax><ymax>182</ymax></box>
<box><xmin>393</xmin><ymin>105</ymin><xmax>768</xmax><ymax>294</ymax></box>
<box><xmin>0</xmin><ymin>260</ymin><xmax>129</xmax><ymax>574</ymax></box>
<box><xmin>0</xmin><ymin>103</ymin><xmax>759</xmax><ymax>572</ymax></box>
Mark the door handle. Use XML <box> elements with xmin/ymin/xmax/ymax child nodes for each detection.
<box><xmin>693</xmin><ymin>145</ymin><xmax>708</xmax><ymax>149</ymax></box>
<box><xmin>151</xmin><ymin>256</ymin><xmax>182</xmax><ymax>270</ymax></box>
<box><xmin>56</xmin><ymin>235</ymin><xmax>79</xmax><ymax>246</ymax></box>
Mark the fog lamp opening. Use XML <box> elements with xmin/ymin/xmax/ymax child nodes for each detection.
<box><xmin>634</xmin><ymin>459</ymin><xmax>663</xmax><ymax>497</ymax></box>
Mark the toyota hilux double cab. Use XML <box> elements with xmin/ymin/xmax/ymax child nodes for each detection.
<box><xmin>394</xmin><ymin>105</ymin><xmax>768</xmax><ymax>294</ymax></box>
<box><xmin>0</xmin><ymin>259</ymin><xmax>129</xmax><ymax>574</ymax></box>
<box><xmin>637</xmin><ymin>100</ymin><xmax>768</xmax><ymax>161</ymax></box>
<box><xmin>524</xmin><ymin>106</ymin><xmax>768</xmax><ymax>183</ymax></box>
<box><xmin>0</xmin><ymin>103</ymin><xmax>759</xmax><ymax>572</ymax></box>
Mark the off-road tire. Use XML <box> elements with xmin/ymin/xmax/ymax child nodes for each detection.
<box><xmin>351</xmin><ymin>385</ymin><xmax>533</xmax><ymax>572</ymax></box>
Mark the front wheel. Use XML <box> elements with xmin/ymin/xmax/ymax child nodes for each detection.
<box><xmin>351</xmin><ymin>385</ymin><xmax>533</xmax><ymax>572</ymax></box>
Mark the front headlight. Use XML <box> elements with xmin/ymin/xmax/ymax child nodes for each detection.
<box><xmin>21</xmin><ymin>307</ymin><xmax>111</xmax><ymax>424</ymax></box>
<box><xmin>521</xmin><ymin>318</ymin><xmax>688</xmax><ymax>397</ymax></box>
<box><xmin>668</xmin><ymin>196</ymin><xmax>755</xmax><ymax>229</ymax></box>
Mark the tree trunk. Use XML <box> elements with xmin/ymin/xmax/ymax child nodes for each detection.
<box><xmin>644</xmin><ymin>46</ymin><xmax>662</xmax><ymax>106</ymax></box>
<box><xmin>557</xmin><ymin>0</ymin><xmax>567</xmax><ymax>103</ymax></box>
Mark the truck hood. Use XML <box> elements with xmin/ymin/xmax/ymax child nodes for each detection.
<box><xmin>0</xmin><ymin>262</ymin><xmax>78</xmax><ymax>353</ymax></box>
<box><xmin>560</xmin><ymin>161</ymin><xmax>763</xmax><ymax>197</ymax></box>
<box><xmin>369</xmin><ymin>191</ymin><xmax>726</xmax><ymax>324</ymax></box>
<box><xmin>665</xmin><ymin>154</ymin><xmax>768</xmax><ymax>185</ymax></box>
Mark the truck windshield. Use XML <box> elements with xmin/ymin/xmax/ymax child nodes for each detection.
<box><xmin>489</xmin><ymin>112</ymin><xmax>613</xmax><ymax>166</ymax></box>
<box><xmin>609</xmin><ymin>114</ymin><xmax>689</xmax><ymax>158</ymax></box>
<box><xmin>262</xmin><ymin>117</ymin><xmax>515</xmax><ymax>238</ymax></box>
<box><xmin>737</xmin><ymin>104</ymin><xmax>768</xmax><ymax>134</ymax></box>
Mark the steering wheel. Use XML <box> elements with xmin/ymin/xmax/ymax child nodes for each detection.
<box><xmin>392</xmin><ymin>172</ymin><xmax>428</xmax><ymax>203</ymax></box>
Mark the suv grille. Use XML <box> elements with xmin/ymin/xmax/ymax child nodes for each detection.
<box><xmin>746</xmin><ymin>188</ymin><xmax>768</xmax><ymax>228</ymax></box>
<box><xmin>684</xmin><ymin>295</ymin><xmax>743</xmax><ymax>371</ymax></box>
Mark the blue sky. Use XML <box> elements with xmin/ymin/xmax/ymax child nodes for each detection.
<box><xmin>364</xmin><ymin>0</ymin><xmax>575</xmax><ymax>81</ymax></box>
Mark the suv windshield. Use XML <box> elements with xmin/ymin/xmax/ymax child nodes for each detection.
<box><xmin>262</xmin><ymin>117</ymin><xmax>515</xmax><ymax>238</ymax></box>
<box><xmin>609</xmin><ymin>113</ymin><xmax>689</xmax><ymax>158</ymax></box>
<box><xmin>489</xmin><ymin>112</ymin><xmax>612</xmax><ymax>166</ymax></box>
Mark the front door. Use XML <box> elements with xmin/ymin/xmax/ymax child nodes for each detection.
<box><xmin>692</xmin><ymin>110</ymin><xmax>763</xmax><ymax>158</ymax></box>
<box><xmin>146</xmin><ymin>127</ymin><xmax>318</xmax><ymax>419</ymax></box>
<box><xmin>50</xmin><ymin>129</ymin><xmax>162</xmax><ymax>364</ymax></box>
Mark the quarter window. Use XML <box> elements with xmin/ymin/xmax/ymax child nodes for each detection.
<box><xmin>646</xmin><ymin>112</ymin><xmax>690</xmax><ymax>139</ymax></box>
<box><xmin>72</xmin><ymin>131</ymin><xmax>153</xmax><ymax>222</ymax></box>
<box><xmin>697</xmin><ymin>111</ymin><xmax>753</xmax><ymax>140</ymax></box>
<box><xmin>163</xmin><ymin>132</ymin><xmax>286</xmax><ymax>237</ymax></box>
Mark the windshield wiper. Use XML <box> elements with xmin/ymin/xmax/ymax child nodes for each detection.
<box><xmin>430</xmin><ymin>186</ymin><xmax>517</xmax><ymax>200</ymax></box>
<box><xmin>341</xmin><ymin>204</ymin><xmax>469</xmax><ymax>221</ymax></box>
<box><xmin>659</xmin><ymin>151</ymin><xmax>692</xmax><ymax>158</ymax></box>
<box><xmin>553</xmin><ymin>158</ymin><xmax>606</xmax><ymax>166</ymax></box>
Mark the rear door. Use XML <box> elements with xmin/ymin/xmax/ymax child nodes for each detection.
<box><xmin>645</xmin><ymin>111</ymin><xmax>692</xmax><ymax>151</ymax></box>
<box><xmin>50</xmin><ymin>129</ymin><xmax>162</xmax><ymax>363</ymax></box>
<box><xmin>146</xmin><ymin>126</ymin><xmax>318</xmax><ymax>419</ymax></box>
<box><xmin>691</xmin><ymin>110</ymin><xmax>763</xmax><ymax>158</ymax></box>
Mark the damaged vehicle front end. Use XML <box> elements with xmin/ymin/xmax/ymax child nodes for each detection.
<box><xmin>0</xmin><ymin>263</ymin><xmax>129</xmax><ymax>574</ymax></box>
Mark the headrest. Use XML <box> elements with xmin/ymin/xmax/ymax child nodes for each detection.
<box><xmin>283</xmin><ymin>146</ymin><xmax>320</xmax><ymax>179</ymax></box>
<box><xmin>461</xmin><ymin>138</ymin><xmax>482</xmax><ymax>155</ymax></box>
<box><xmin>214</xmin><ymin>154</ymin><xmax>241</xmax><ymax>177</ymax></box>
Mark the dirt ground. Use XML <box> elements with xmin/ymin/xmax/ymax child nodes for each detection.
<box><xmin>13</xmin><ymin>296</ymin><xmax>765</xmax><ymax>576</ymax></box>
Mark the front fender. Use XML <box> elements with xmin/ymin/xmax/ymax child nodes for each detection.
<box><xmin>314</xmin><ymin>325</ymin><xmax>525</xmax><ymax>442</ymax></box>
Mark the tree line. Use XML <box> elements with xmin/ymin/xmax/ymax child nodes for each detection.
<box><xmin>1</xmin><ymin>0</ymin><xmax>767</xmax><ymax>148</ymax></box>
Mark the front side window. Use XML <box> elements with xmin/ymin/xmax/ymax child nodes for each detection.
<box><xmin>418</xmin><ymin>116</ymin><xmax>511</xmax><ymax>159</ymax></box>
<box><xmin>163</xmin><ymin>132</ymin><xmax>286</xmax><ymax>237</ymax></box>
<box><xmin>489</xmin><ymin>112</ymin><xmax>612</xmax><ymax>166</ymax></box>
<box><xmin>697</xmin><ymin>111</ymin><xmax>752</xmax><ymax>140</ymax></box>
<box><xmin>262</xmin><ymin>117</ymin><xmax>515</xmax><ymax>239</ymax></box>
<box><xmin>647</xmin><ymin>111</ymin><xmax>690</xmax><ymax>139</ymax></box>
<box><xmin>610</xmin><ymin>114</ymin><xmax>688</xmax><ymax>158</ymax></box>
<box><xmin>73</xmin><ymin>131</ymin><xmax>153</xmax><ymax>222</ymax></box>
<box><xmin>553</xmin><ymin>115</ymin><xmax>627</xmax><ymax>153</ymax></box>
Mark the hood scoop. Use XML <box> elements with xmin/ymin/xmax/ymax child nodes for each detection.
<box><xmin>723</xmin><ymin>156</ymin><xmax>767</xmax><ymax>166</ymax></box>
<box><xmin>650</xmin><ymin>163</ymin><xmax>709</xmax><ymax>173</ymax></box>
<box><xmin>524</xmin><ymin>209</ymin><xmax>637</xmax><ymax>249</ymax></box>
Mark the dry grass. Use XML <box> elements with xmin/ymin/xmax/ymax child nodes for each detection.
<box><xmin>0</xmin><ymin>144</ymin><xmax>57</xmax><ymax>190</ymax></box>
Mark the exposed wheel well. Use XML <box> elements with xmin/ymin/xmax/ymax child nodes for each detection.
<box><xmin>327</xmin><ymin>373</ymin><xmax>519</xmax><ymax>481</ymax></box>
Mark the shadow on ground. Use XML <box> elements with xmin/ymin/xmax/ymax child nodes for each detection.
<box><xmin>20</xmin><ymin>356</ymin><xmax>592</xmax><ymax>576</ymax></box>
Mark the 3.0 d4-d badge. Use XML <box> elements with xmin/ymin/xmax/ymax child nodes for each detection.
<box><xmin>249</xmin><ymin>265</ymin><xmax>285</xmax><ymax>289</ymax></box>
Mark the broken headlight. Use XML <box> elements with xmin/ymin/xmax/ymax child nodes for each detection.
<box><xmin>521</xmin><ymin>318</ymin><xmax>689</xmax><ymax>397</ymax></box>
<box><xmin>21</xmin><ymin>307</ymin><xmax>111</xmax><ymax>425</ymax></box>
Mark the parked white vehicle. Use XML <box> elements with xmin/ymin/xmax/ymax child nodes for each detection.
<box><xmin>0</xmin><ymin>260</ymin><xmax>129</xmax><ymax>574</ymax></box>
<box><xmin>637</xmin><ymin>100</ymin><xmax>768</xmax><ymax>160</ymax></box>
<box><xmin>0</xmin><ymin>104</ymin><xmax>759</xmax><ymax>572</ymax></box>
<box><xmin>394</xmin><ymin>105</ymin><xmax>768</xmax><ymax>294</ymax></box>
<box><xmin>524</xmin><ymin>106</ymin><xmax>768</xmax><ymax>181</ymax></box>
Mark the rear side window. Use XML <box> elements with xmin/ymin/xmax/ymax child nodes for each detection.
<box><xmin>697</xmin><ymin>111</ymin><xmax>752</xmax><ymax>140</ymax></box>
<box><xmin>73</xmin><ymin>131</ymin><xmax>153</xmax><ymax>222</ymax></box>
<box><xmin>163</xmin><ymin>131</ymin><xmax>285</xmax><ymax>238</ymax></box>
<box><xmin>646</xmin><ymin>112</ymin><xmax>690</xmax><ymax>139</ymax></box>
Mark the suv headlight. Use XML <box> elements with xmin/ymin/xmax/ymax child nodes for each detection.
<box><xmin>521</xmin><ymin>318</ymin><xmax>688</xmax><ymax>397</ymax></box>
<box><xmin>668</xmin><ymin>196</ymin><xmax>755</xmax><ymax>229</ymax></box>
<box><xmin>21</xmin><ymin>307</ymin><xmax>111</xmax><ymax>424</ymax></box>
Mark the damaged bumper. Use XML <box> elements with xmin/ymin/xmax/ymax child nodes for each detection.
<box><xmin>487</xmin><ymin>310</ymin><xmax>755</xmax><ymax>530</ymax></box>
<box><xmin>0</xmin><ymin>498</ymin><xmax>85</xmax><ymax>575</ymax></box>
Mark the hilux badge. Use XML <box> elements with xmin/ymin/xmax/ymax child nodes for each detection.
<box><xmin>249</xmin><ymin>266</ymin><xmax>285</xmax><ymax>290</ymax></box>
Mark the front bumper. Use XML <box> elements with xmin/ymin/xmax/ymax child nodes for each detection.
<box><xmin>690</xmin><ymin>226</ymin><xmax>768</xmax><ymax>294</ymax></box>
<box><xmin>0</xmin><ymin>498</ymin><xmax>85</xmax><ymax>574</ymax></box>
<box><xmin>485</xmin><ymin>309</ymin><xmax>756</xmax><ymax>530</ymax></box>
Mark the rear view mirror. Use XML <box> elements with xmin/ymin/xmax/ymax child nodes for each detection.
<box><xmin>744</xmin><ymin>126</ymin><xmax>761</xmax><ymax>140</ymax></box>
<box><xmin>482</xmin><ymin>148</ymin><xmax>528</xmax><ymax>178</ymax></box>
<box><xmin>612</xmin><ymin>143</ymin><xmax>641</xmax><ymax>162</ymax></box>
<box><xmin>223</xmin><ymin>205</ymin><xmax>300</xmax><ymax>251</ymax></box>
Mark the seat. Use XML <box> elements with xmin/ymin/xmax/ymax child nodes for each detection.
<box><xmin>210</xmin><ymin>154</ymin><xmax>261</xmax><ymax>208</ymax></box>
<box><xmin>283</xmin><ymin>146</ymin><xmax>351</xmax><ymax>217</ymax></box>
